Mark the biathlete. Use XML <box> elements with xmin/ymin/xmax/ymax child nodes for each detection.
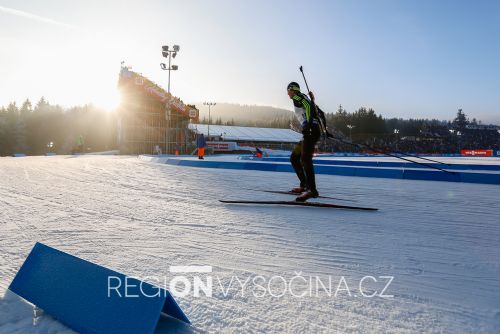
<box><xmin>287</xmin><ymin>81</ymin><xmax>328</xmax><ymax>202</ymax></box>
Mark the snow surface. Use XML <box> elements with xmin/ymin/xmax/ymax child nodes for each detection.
<box><xmin>1</xmin><ymin>155</ymin><xmax>499</xmax><ymax>333</ymax></box>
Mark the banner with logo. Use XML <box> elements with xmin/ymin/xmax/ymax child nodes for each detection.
<box><xmin>207</xmin><ymin>141</ymin><xmax>237</xmax><ymax>151</ymax></box>
<box><xmin>460</xmin><ymin>149</ymin><xmax>493</xmax><ymax>157</ymax></box>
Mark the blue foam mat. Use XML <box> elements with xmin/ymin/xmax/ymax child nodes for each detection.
<box><xmin>162</xmin><ymin>158</ymin><xmax>500</xmax><ymax>185</ymax></box>
<box><xmin>9</xmin><ymin>242</ymin><xmax>190</xmax><ymax>334</ymax></box>
<box><xmin>240</xmin><ymin>156</ymin><xmax>500</xmax><ymax>171</ymax></box>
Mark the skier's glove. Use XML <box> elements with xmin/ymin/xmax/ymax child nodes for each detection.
<box><xmin>308</xmin><ymin>91</ymin><xmax>315</xmax><ymax>102</ymax></box>
<box><xmin>301</xmin><ymin>122</ymin><xmax>312</xmax><ymax>136</ymax></box>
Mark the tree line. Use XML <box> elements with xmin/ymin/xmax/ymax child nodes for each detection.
<box><xmin>0</xmin><ymin>98</ymin><xmax>117</xmax><ymax>156</ymax></box>
<box><xmin>0</xmin><ymin>98</ymin><xmax>497</xmax><ymax>155</ymax></box>
<box><xmin>198</xmin><ymin>104</ymin><xmax>490</xmax><ymax>139</ymax></box>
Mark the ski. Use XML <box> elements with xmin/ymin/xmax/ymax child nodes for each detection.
<box><xmin>219</xmin><ymin>200</ymin><xmax>378</xmax><ymax>211</ymax></box>
<box><xmin>253</xmin><ymin>189</ymin><xmax>357</xmax><ymax>202</ymax></box>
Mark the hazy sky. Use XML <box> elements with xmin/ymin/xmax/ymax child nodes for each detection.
<box><xmin>1</xmin><ymin>0</ymin><xmax>499</xmax><ymax>123</ymax></box>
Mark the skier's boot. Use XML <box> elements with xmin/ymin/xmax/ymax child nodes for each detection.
<box><xmin>296</xmin><ymin>189</ymin><xmax>319</xmax><ymax>202</ymax></box>
<box><xmin>290</xmin><ymin>186</ymin><xmax>306</xmax><ymax>194</ymax></box>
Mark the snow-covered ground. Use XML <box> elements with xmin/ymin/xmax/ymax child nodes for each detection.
<box><xmin>1</xmin><ymin>155</ymin><xmax>499</xmax><ymax>333</ymax></box>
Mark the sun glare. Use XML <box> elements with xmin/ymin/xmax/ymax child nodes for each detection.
<box><xmin>94</xmin><ymin>88</ymin><xmax>122</xmax><ymax>112</ymax></box>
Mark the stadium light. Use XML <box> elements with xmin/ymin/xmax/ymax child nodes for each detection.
<box><xmin>204</xmin><ymin>102</ymin><xmax>216</xmax><ymax>139</ymax></box>
<box><xmin>160</xmin><ymin>44</ymin><xmax>180</xmax><ymax>93</ymax></box>
<box><xmin>46</xmin><ymin>141</ymin><xmax>54</xmax><ymax>154</ymax></box>
<box><xmin>346</xmin><ymin>124</ymin><xmax>355</xmax><ymax>140</ymax></box>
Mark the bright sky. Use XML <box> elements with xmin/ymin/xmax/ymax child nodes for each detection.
<box><xmin>1</xmin><ymin>0</ymin><xmax>499</xmax><ymax>123</ymax></box>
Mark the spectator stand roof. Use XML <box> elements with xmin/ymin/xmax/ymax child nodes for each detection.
<box><xmin>188</xmin><ymin>124</ymin><xmax>302</xmax><ymax>143</ymax></box>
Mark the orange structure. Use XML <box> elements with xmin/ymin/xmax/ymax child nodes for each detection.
<box><xmin>117</xmin><ymin>66</ymin><xmax>199</xmax><ymax>154</ymax></box>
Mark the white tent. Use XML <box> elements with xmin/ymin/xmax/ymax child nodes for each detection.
<box><xmin>189</xmin><ymin>124</ymin><xmax>301</xmax><ymax>143</ymax></box>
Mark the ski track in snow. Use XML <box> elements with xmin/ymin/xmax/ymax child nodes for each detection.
<box><xmin>0</xmin><ymin>155</ymin><xmax>499</xmax><ymax>333</ymax></box>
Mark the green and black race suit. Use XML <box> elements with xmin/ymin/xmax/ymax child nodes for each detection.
<box><xmin>291</xmin><ymin>92</ymin><xmax>328</xmax><ymax>134</ymax></box>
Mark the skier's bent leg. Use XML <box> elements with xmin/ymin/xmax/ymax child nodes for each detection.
<box><xmin>301</xmin><ymin>129</ymin><xmax>320</xmax><ymax>193</ymax></box>
<box><xmin>290</xmin><ymin>142</ymin><xmax>306</xmax><ymax>188</ymax></box>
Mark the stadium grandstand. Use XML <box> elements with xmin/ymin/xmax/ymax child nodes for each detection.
<box><xmin>117</xmin><ymin>66</ymin><xmax>199</xmax><ymax>154</ymax></box>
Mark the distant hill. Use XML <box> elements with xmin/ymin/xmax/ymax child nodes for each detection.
<box><xmin>194</xmin><ymin>103</ymin><xmax>294</xmax><ymax>127</ymax></box>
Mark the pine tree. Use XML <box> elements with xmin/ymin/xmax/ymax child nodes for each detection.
<box><xmin>14</xmin><ymin>116</ymin><xmax>28</xmax><ymax>154</ymax></box>
<box><xmin>6</xmin><ymin>102</ymin><xmax>18</xmax><ymax>115</ymax></box>
<box><xmin>452</xmin><ymin>109</ymin><xmax>468</xmax><ymax>131</ymax></box>
<box><xmin>20</xmin><ymin>99</ymin><xmax>33</xmax><ymax>116</ymax></box>
<box><xmin>35</xmin><ymin>97</ymin><xmax>49</xmax><ymax>113</ymax></box>
<box><xmin>2</xmin><ymin>102</ymin><xmax>27</xmax><ymax>154</ymax></box>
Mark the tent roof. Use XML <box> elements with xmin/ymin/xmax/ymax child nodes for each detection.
<box><xmin>189</xmin><ymin>124</ymin><xmax>301</xmax><ymax>143</ymax></box>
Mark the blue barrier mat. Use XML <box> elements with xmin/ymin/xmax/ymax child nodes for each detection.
<box><xmin>163</xmin><ymin>158</ymin><xmax>500</xmax><ymax>185</ymax></box>
<box><xmin>9</xmin><ymin>242</ymin><xmax>190</xmax><ymax>334</ymax></box>
<box><xmin>239</xmin><ymin>156</ymin><xmax>500</xmax><ymax>171</ymax></box>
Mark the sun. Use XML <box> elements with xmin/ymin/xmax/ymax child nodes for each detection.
<box><xmin>94</xmin><ymin>88</ymin><xmax>122</xmax><ymax>112</ymax></box>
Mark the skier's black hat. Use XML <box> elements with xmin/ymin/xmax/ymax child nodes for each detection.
<box><xmin>287</xmin><ymin>82</ymin><xmax>300</xmax><ymax>92</ymax></box>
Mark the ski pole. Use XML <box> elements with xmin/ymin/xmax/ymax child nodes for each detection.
<box><xmin>299</xmin><ymin>66</ymin><xmax>311</xmax><ymax>94</ymax></box>
<box><xmin>299</xmin><ymin>65</ymin><xmax>328</xmax><ymax>134</ymax></box>
<box><xmin>325</xmin><ymin>133</ymin><xmax>454</xmax><ymax>174</ymax></box>
<box><xmin>300</xmin><ymin>66</ymin><xmax>449</xmax><ymax>167</ymax></box>
<box><xmin>390</xmin><ymin>151</ymin><xmax>449</xmax><ymax>166</ymax></box>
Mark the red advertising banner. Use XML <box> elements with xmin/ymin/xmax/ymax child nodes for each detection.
<box><xmin>460</xmin><ymin>149</ymin><xmax>493</xmax><ymax>156</ymax></box>
<box><xmin>207</xmin><ymin>142</ymin><xmax>238</xmax><ymax>151</ymax></box>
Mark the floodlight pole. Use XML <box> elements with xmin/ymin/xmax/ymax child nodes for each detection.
<box><xmin>347</xmin><ymin>124</ymin><xmax>355</xmax><ymax>141</ymax></box>
<box><xmin>204</xmin><ymin>102</ymin><xmax>216</xmax><ymax>139</ymax></box>
<box><xmin>160</xmin><ymin>45</ymin><xmax>180</xmax><ymax>154</ymax></box>
<box><xmin>160</xmin><ymin>45</ymin><xmax>180</xmax><ymax>94</ymax></box>
<box><xmin>168</xmin><ymin>52</ymin><xmax>172</xmax><ymax>93</ymax></box>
